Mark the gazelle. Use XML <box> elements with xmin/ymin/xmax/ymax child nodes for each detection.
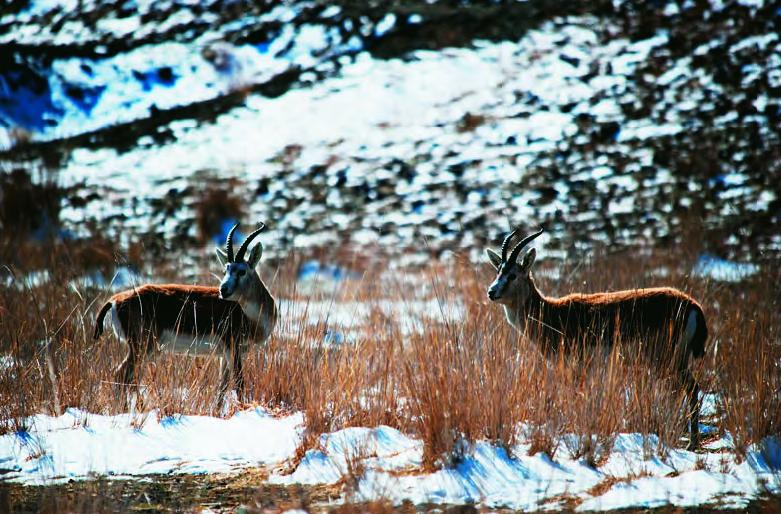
<box><xmin>485</xmin><ymin>228</ymin><xmax>708</xmax><ymax>450</ymax></box>
<box><xmin>94</xmin><ymin>223</ymin><xmax>277</xmax><ymax>408</ymax></box>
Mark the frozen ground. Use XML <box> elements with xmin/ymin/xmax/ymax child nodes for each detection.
<box><xmin>1</xmin><ymin>405</ymin><xmax>779</xmax><ymax>511</ymax></box>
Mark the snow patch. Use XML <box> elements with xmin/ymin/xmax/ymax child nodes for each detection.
<box><xmin>0</xmin><ymin>408</ymin><xmax>302</xmax><ymax>484</ymax></box>
<box><xmin>2</xmin><ymin>407</ymin><xmax>778</xmax><ymax>509</ymax></box>
<box><xmin>693</xmin><ymin>255</ymin><xmax>759</xmax><ymax>282</ymax></box>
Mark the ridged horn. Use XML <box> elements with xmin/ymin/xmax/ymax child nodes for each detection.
<box><xmin>235</xmin><ymin>223</ymin><xmax>266</xmax><ymax>262</ymax></box>
<box><xmin>507</xmin><ymin>228</ymin><xmax>544</xmax><ymax>265</ymax></box>
<box><xmin>501</xmin><ymin>227</ymin><xmax>522</xmax><ymax>263</ymax></box>
<box><xmin>225</xmin><ymin>223</ymin><xmax>239</xmax><ymax>263</ymax></box>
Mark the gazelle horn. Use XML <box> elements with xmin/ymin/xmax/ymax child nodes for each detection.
<box><xmin>507</xmin><ymin>228</ymin><xmax>544</xmax><ymax>265</ymax></box>
<box><xmin>501</xmin><ymin>227</ymin><xmax>521</xmax><ymax>263</ymax></box>
<box><xmin>235</xmin><ymin>223</ymin><xmax>267</xmax><ymax>262</ymax></box>
<box><xmin>225</xmin><ymin>223</ymin><xmax>239</xmax><ymax>263</ymax></box>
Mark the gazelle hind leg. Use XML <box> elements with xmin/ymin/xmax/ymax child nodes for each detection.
<box><xmin>682</xmin><ymin>368</ymin><xmax>701</xmax><ymax>451</ymax></box>
<box><xmin>677</xmin><ymin>308</ymin><xmax>702</xmax><ymax>450</ymax></box>
<box><xmin>115</xmin><ymin>344</ymin><xmax>138</xmax><ymax>411</ymax></box>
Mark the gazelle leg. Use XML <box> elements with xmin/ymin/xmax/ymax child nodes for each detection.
<box><xmin>115</xmin><ymin>343</ymin><xmax>138</xmax><ymax>410</ymax></box>
<box><xmin>232</xmin><ymin>345</ymin><xmax>244</xmax><ymax>402</ymax></box>
<box><xmin>682</xmin><ymin>369</ymin><xmax>701</xmax><ymax>451</ymax></box>
<box><xmin>217</xmin><ymin>349</ymin><xmax>231</xmax><ymax>411</ymax></box>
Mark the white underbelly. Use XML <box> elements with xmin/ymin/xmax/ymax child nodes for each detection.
<box><xmin>158</xmin><ymin>330</ymin><xmax>225</xmax><ymax>356</ymax></box>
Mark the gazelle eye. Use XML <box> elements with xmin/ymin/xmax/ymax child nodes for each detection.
<box><xmin>237</xmin><ymin>269</ymin><xmax>246</xmax><ymax>277</ymax></box>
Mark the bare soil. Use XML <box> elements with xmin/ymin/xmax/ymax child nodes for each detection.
<box><xmin>2</xmin><ymin>471</ymin><xmax>780</xmax><ymax>514</ymax></box>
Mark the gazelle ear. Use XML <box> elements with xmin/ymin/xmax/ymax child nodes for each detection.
<box><xmin>521</xmin><ymin>248</ymin><xmax>536</xmax><ymax>270</ymax></box>
<box><xmin>247</xmin><ymin>242</ymin><xmax>263</xmax><ymax>270</ymax></box>
<box><xmin>485</xmin><ymin>248</ymin><xmax>502</xmax><ymax>271</ymax></box>
<box><xmin>215</xmin><ymin>247</ymin><xmax>229</xmax><ymax>267</ymax></box>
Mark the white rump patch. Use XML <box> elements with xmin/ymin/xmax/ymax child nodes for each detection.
<box><xmin>110</xmin><ymin>302</ymin><xmax>126</xmax><ymax>341</ymax></box>
<box><xmin>683</xmin><ymin>308</ymin><xmax>698</xmax><ymax>346</ymax></box>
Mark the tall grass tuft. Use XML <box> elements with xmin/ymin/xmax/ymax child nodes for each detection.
<box><xmin>714</xmin><ymin>273</ymin><xmax>781</xmax><ymax>460</ymax></box>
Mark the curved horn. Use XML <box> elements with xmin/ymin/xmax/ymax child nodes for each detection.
<box><xmin>235</xmin><ymin>222</ymin><xmax>266</xmax><ymax>262</ymax></box>
<box><xmin>501</xmin><ymin>227</ymin><xmax>521</xmax><ymax>263</ymax></box>
<box><xmin>507</xmin><ymin>227</ymin><xmax>544</xmax><ymax>265</ymax></box>
<box><xmin>225</xmin><ymin>223</ymin><xmax>239</xmax><ymax>263</ymax></box>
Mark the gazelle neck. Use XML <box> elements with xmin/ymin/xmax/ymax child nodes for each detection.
<box><xmin>236</xmin><ymin>273</ymin><xmax>274</xmax><ymax>320</ymax></box>
<box><xmin>232</xmin><ymin>272</ymin><xmax>276</xmax><ymax>342</ymax></box>
<box><xmin>503</xmin><ymin>276</ymin><xmax>545</xmax><ymax>333</ymax></box>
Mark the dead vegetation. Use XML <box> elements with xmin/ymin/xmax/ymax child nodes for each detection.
<box><xmin>1</xmin><ymin>229</ymin><xmax>780</xmax><ymax>475</ymax></box>
<box><xmin>0</xmin><ymin>469</ymin><xmax>344</xmax><ymax>514</ymax></box>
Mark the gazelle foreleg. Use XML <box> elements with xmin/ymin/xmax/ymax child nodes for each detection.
<box><xmin>216</xmin><ymin>339</ymin><xmax>246</xmax><ymax>412</ymax></box>
<box><xmin>217</xmin><ymin>350</ymin><xmax>230</xmax><ymax>411</ymax></box>
<box><xmin>216</xmin><ymin>340</ymin><xmax>242</xmax><ymax>410</ymax></box>
<box><xmin>232</xmin><ymin>343</ymin><xmax>244</xmax><ymax>401</ymax></box>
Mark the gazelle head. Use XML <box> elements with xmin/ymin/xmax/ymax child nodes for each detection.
<box><xmin>485</xmin><ymin>228</ymin><xmax>544</xmax><ymax>305</ymax></box>
<box><xmin>216</xmin><ymin>223</ymin><xmax>266</xmax><ymax>301</ymax></box>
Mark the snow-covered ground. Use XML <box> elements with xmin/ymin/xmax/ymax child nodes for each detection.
<box><xmin>0</xmin><ymin>3</ymin><xmax>358</xmax><ymax>141</ymax></box>
<box><xmin>4</xmin><ymin>1</ymin><xmax>778</xmax><ymax>257</ymax></box>
<box><xmin>1</xmin><ymin>406</ymin><xmax>779</xmax><ymax>511</ymax></box>
<box><xmin>51</xmin><ymin>17</ymin><xmax>652</xmax><ymax>244</ymax></box>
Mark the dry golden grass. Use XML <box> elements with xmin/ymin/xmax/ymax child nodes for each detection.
<box><xmin>1</xmin><ymin>230</ymin><xmax>780</xmax><ymax>474</ymax></box>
